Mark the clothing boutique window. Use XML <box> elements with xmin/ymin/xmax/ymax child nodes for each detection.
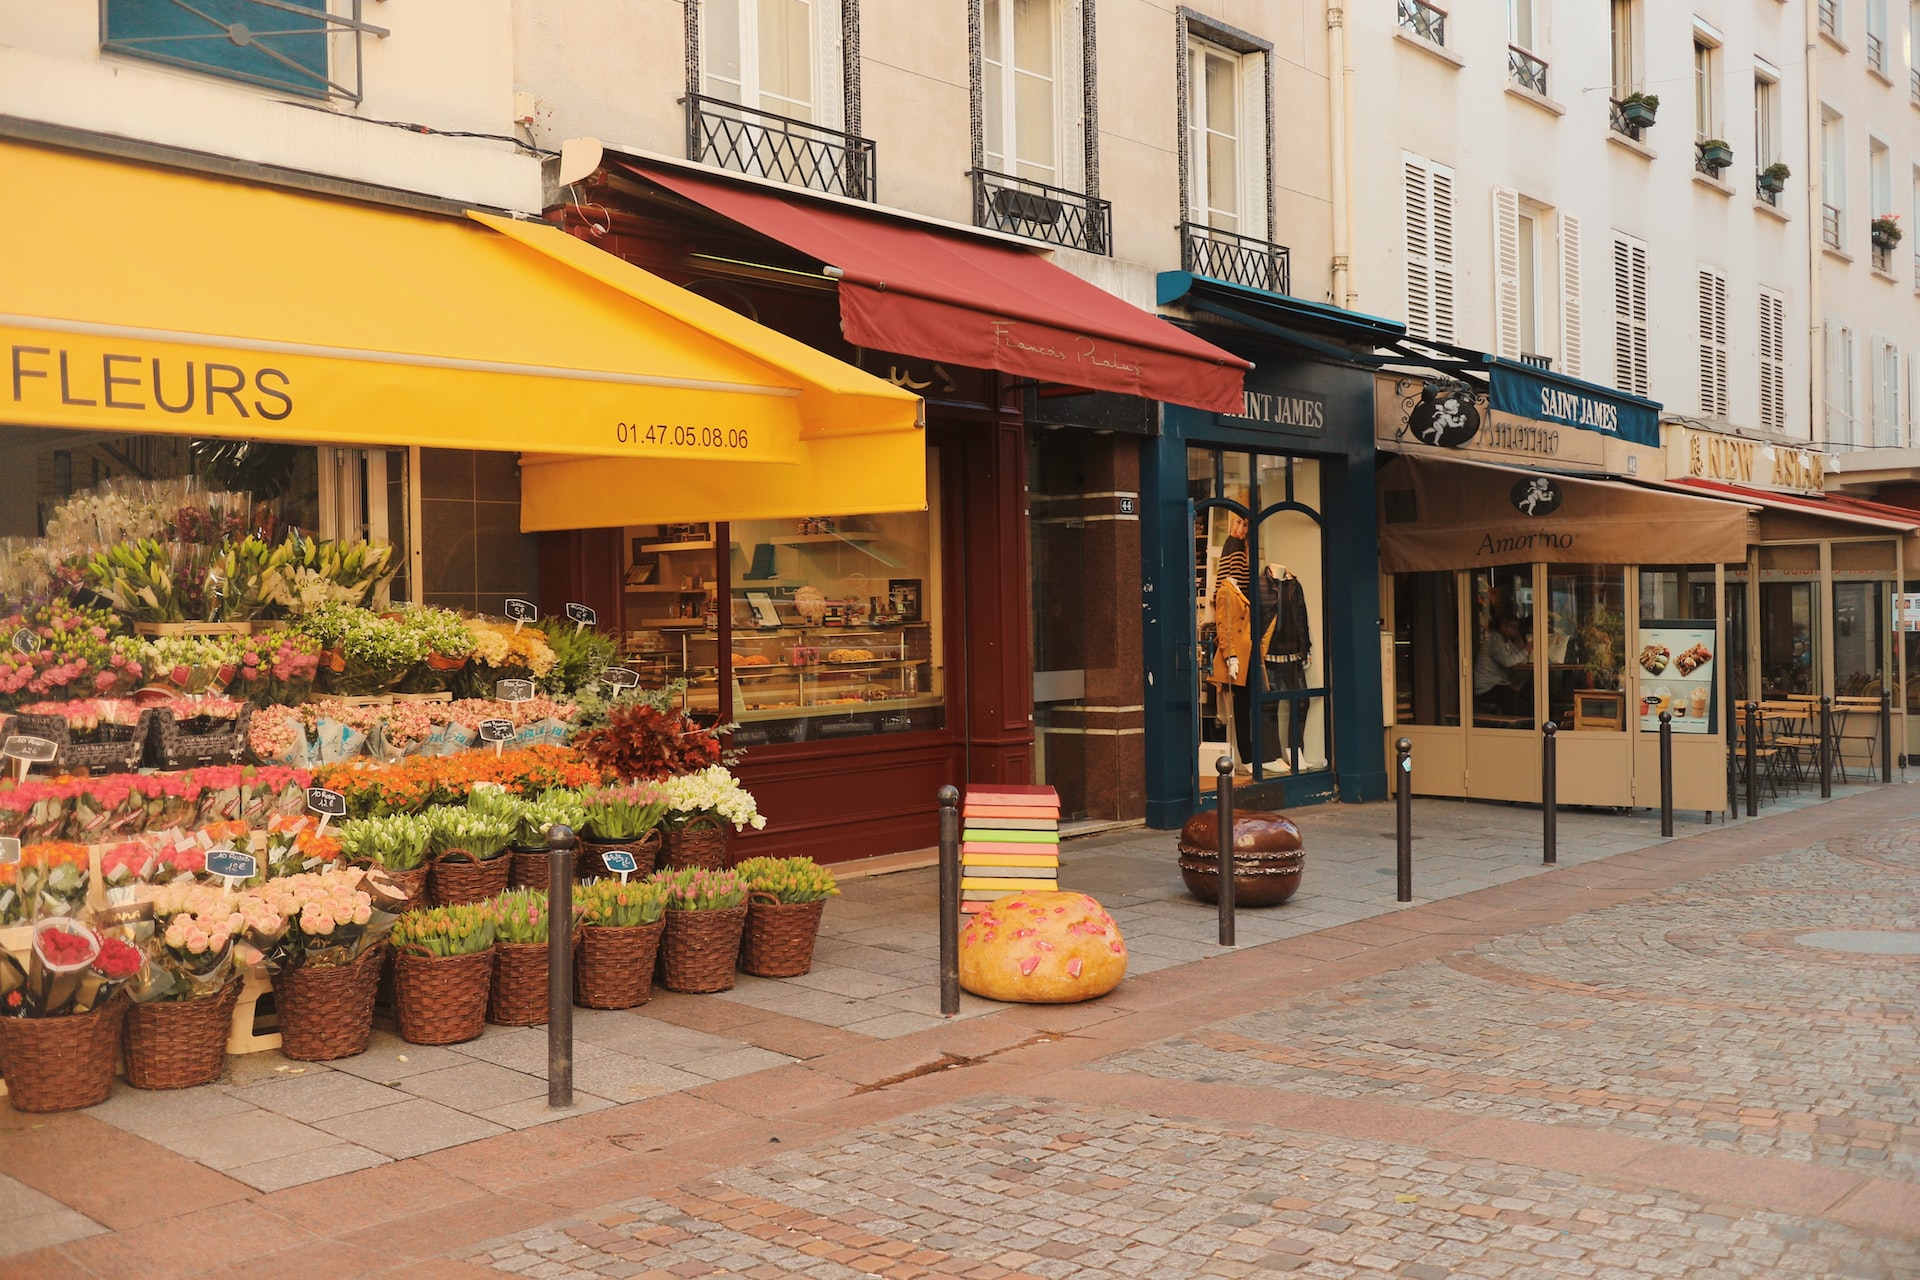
<box><xmin>1393</xmin><ymin>571</ymin><xmax>1460</xmax><ymax>727</ymax></box>
<box><xmin>1758</xmin><ymin>544</ymin><xmax>1820</xmax><ymax>698</ymax></box>
<box><xmin>1190</xmin><ymin>447</ymin><xmax>1326</xmax><ymax>791</ymax></box>
<box><xmin>1547</xmin><ymin>565</ymin><xmax>1627</xmax><ymax>731</ymax></box>
<box><xmin>1471</xmin><ymin>565</ymin><xmax>1536</xmax><ymax>728</ymax></box>
<box><xmin>1832</xmin><ymin>541</ymin><xmax>1895</xmax><ymax>696</ymax></box>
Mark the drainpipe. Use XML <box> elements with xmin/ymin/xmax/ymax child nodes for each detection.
<box><xmin>1327</xmin><ymin>2</ymin><xmax>1355</xmax><ymax>309</ymax></box>
<box><xmin>1805</xmin><ymin>3</ymin><xmax>1824</xmax><ymax>450</ymax></box>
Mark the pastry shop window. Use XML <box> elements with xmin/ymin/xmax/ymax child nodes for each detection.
<box><xmin>1546</xmin><ymin>565</ymin><xmax>1627</xmax><ymax>732</ymax></box>
<box><xmin>1392</xmin><ymin>570</ymin><xmax>1461</xmax><ymax>727</ymax></box>
<box><xmin>1190</xmin><ymin>447</ymin><xmax>1328</xmax><ymax>792</ymax></box>
<box><xmin>1831</xmin><ymin>540</ymin><xmax>1895</xmax><ymax>698</ymax></box>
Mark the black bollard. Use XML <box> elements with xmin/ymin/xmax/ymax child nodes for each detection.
<box><xmin>1215</xmin><ymin>755</ymin><xmax>1236</xmax><ymax>946</ymax></box>
<box><xmin>1880</xmin><ymin>690</ymin><xmax>1893</xmax><ymax>783</ymax></box>
<box><xmin>1541</xmin><ymin>721</ymin><xmax>1557</xmax><ymax>865</ymax></box>
<box><xmin>937</xmin><ymin>785</ymin><xmax>961</xmax><ymax>1016</ymax></box>
<box><xmin>1744</xmin><ymin>701</ymin><xmax>1759</xmax><ymax>817</ymax></box>
<box><xmin>1658</xmin><ymin>712</ymin><xmax>1674</xmax><ymax>837</ymax></box>
<box><xmin>1395</xmin><ymin>737</ymin><xmax>1413</xmax><ymax>902</ymax></box>
<box><xmin>546</xmin><ymin>823</ymin><xmax>574</xmax><ymax>1109</ymax></box>
<box><xmin>1819</xmin><ymin>695</ymin><xmax>1833</xmax><ymax>798</ymax></box>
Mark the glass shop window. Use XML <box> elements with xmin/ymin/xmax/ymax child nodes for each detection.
<box><xmin>1393</xmin><ymin>570</ymin><xmax>1460</xmax><ymax>726</ymax></box>
<box><xmin>1548</xmin><ymin>565</ymin><xmax>1628</xmax><ymax>731</ymax></box>
<box><xmin>1832</xmin><ymin>540</ymin><xmax>1895</xmax><ymax>697</ymax></box>
<box><xmin>1758</xmin><ymin>544</ymin><xmax>1820</xmax><ymax>699</ymax></box>
<box><xmin>1470</xmin><ymin>564</ymin><xmax>1537</xmax><ymax>728</ymax></box>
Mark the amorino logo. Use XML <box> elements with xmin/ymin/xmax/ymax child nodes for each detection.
<box><xmin>1538</xmin><ymin>386</ymin><xmax>1619</xmax><ymax>433</ymax></box>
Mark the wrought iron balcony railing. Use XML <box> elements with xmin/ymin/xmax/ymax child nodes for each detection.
<box><xmin>1911</xmin><ymin>66</ymin><xmax>1920</xmax><ymax>105</ymax></box>
<box><xmin>1756</xmin><ymin>174</ymin><xmax>1781</xmax><ymax>208</ymax></box>
<box><xmin>1608</xmin><ymin>100</ymin><xmax>1645</xmax><ymax>142</ymax></box>
<box><xmin>1518</xmin><ymin>353</ymin><xmax>1553</xmax><ymax>372</ymax></box>
<box><xmin>1180</xmin><ymin>223</ymin><xmax>1291</xmax><ymax>295</ymax></box>
<box><xmin>1818</xmin><ymin>0</ymin><xmax>1838</xmax><ymax>36</ymax></box>
<box><xmin>1822</xmin><ymin>203</ymin><xmax>1843</xmax><ymax>250</ymax></box>
<box><xmin>1508</xmin><ymin>45</ymin><xmax>1548</xmax><ymax>96</ymax></box>
<box><xmin>1913</xmin><ymin>253</ymin><xmax>1920</xmax><ymax>291</ymax></box>
<box><xmin>1872</xmin><ymin>242</ymin><xmax>1894</xmax><ymax>274</ymax></box>
<box><xmin>1396</xmin><ymin>0</ymin><xmax>1446</xmax><ymax>46</ymax></box>
<box><xmin>1868</xmin><ymin>31</ymin><xmax>1886</xmax><ymax>73</ymax></box>
<box><xmin>970</xmin><ymin>169</ymin><xmax>1110</xmax><ymax>254</ymax></box>
<box><xmin>686</xmin><ymin>94</ymin><xmax>877</xmax><ymax>201</ymax></box>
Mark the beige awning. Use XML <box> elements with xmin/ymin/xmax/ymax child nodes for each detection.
<box><xmin>1378</xmin><ymin>453</ymin><xmax>1755</xmax><ymax>573</ymax></box>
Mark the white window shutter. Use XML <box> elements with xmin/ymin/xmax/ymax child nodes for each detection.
<box><xmin>1430</xmin><ymin>166</ymin><xmax>1456</xmax><ymax>343</ymax></box>
<box><xmin>1758</xmin><ymin>289</ymin><xmax>1786</xmax><ymax>432</ymax></box>
<box><xmin>1404</xmin><ymin>159</ymin><xmax>1432</xmax><ymax>340</ymax></box>
<box><xmin>1558</xmin><ymin>212</ymin><xmax>1583</xmax><ymax>377</ymax></box>
<box><xmin>1696</xmin><ymin>267</ymin><xmax>1728</xmax><ymax>418</ymax></box>
<box><xmin>1612</xmin><ymin>235</ymin><xmax>1649</xmax><ymax>397</ymax></box>
<box><xmin>1492</xmin><ymin>188</ymin><xmax>1522</xmax><ymax>359</ymax></box>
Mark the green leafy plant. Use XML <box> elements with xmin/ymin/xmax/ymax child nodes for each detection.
<box><xmin>1872</xmin><ymin>214</ymin><xmax>1903</xmax><ymax>245</ymax></box>
<box><xmin>734</xmin><ymin>856</ymin><xmax>840</xmax><ymax>905</ymax></box>
<box><xmin>536</xmin><ymin>617</ymin><xmax>619</xmax><ymax>698</ymax></box>
<box><xmin>427</xmin><ymin>807</ymin><xmax>514</xmax><ymax>862</ymax></box>
<box><xmin>1621</xmin><ymin>91</ymin><xmax>1659</xmax><ymax>110</ymax></box>
<box><xmin>490</xmin><ymin>888</ymin><xmax>550</xmax><ymax>943</ymax></box>
<box><xmin>575</xmin><ymin>878</ymin><xmax>668</xmax><ymax>928</ymax></box>
<box><xmin>581</xmin><ymin>783</ymin><xmax>670</xmax><ymax>842</ymax></box>
<box><xmin>337</xmin><ymin>813</ymin><xmax>433</xmax><ymax>871</ymax></box>
<box><xmin>1763</xmin><ymin>162</ymin><xmax>1791</xmax><ymax>182</ymax></box>
<box><xmin>390</xmin><ymin>903</ymin><xmax>496</xmax><ymax>956</ymax></box>
<box><xmin>650</xmin><ymin>866</ymin><xmax>748</xmax><ymax>912</ymax></box>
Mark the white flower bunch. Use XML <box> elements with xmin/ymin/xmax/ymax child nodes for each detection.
<box><xmin>661</xmin><ymin>765</ymin><xmax>766</xmax><ymax>831</ymax></box>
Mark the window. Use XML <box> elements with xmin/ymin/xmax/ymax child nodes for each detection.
<box><xmin>1826</xmin><ymin>318</ymin><xmax>1859</xmax><ymax>446</ymax></box>
<box><xmin>1495</xmin><ymin>199</ymin><xmax>1578</xmax><ymax>373</ymax></box>
<box><xmin>1754</xmin><ymin>74</ymin><xmax>1778</xmax><ymax>169</ymax></box>
<box><xmin>1759</xmin><ymin>288</ymin><xmax>1787</xmax><ymax>433</ymax></box>
<box><xmin>703</xmin><ymin>0</ymin><xmax>818</xmax><ymax>122</ymax></box>
<box><xmin>1821</xmin><ymin>108</ymin><xmax>1846</xmax><ymax>249</ymax></box>
<box><xmin>1819</xmin><ymin>0</ymin><xmax>1840</xmax><ymax>38</ymax></box>
<box><xmin>1694</xmin><ymin>38</ymin><xmax>1718</xmax><ymax>141</ymax></box>
<box><xmin>1560</xmin><ymin>213</ymin><xmax>1585</xmax><ymax>377</ymax></box>
<box><xmin>1507</xmin><ymin>0</ymin><xmax>1547</xmax><ymax>94</ymax></box>
<box><xmin>982</xmin><ymin>0</ymin><xmax>1059</xmax><ymax>184</ymax></box>
<box><xmin>1697</xmin><ymin>268</ymin><xmax>1729</xmax><ymax>418</ymax></box>
<box><xmin>1393</xmin><ymin>571</ymin><xmax>1460</xmax><ymax>728</ymax></box>
<box><xmin>1868</xmin><ymin>0</ymin><xmax>1889</xmax><ymax>72</ymax></box>
<box><xmin>1612</xmin><ymin>233</ymin><xmax>1649</xmax><ymax>397</ymax></box>
<box><xmin>1188</xmin><ymin>41</ymin><xmax>1242</xmax><ymax>233</ymax></box>
<box><xmin>1871</xmin><ymin>139</ymin><xmax>1894</xmax><ymax>226</ymax></box>
<box><xmin>1610</xmin><ymin>0</ymin><xmax>1637</xmax><ymax>98</ymax></box>
<box><xmin>1872</xmin><ymin>339</ymin><xmax>1902</xmax><ymax>446</ymax></box>
<box><xmin>1403</xmin><ymin>155</ymin><xmax>1457</xmax><ymax>344</ymax></box>
<box><xmin>100</xmin><ymin>0</ymin><xmax>365</xmax><ymax>101</ymax></box>
<box><xmin>1912</xmin><ymin>3</ymin><xmax>1920</xmax><ymax>103</ymax></box>
<box><xmin>1509</xmin><ymin>0</ymin><xmax>1534</xmax><ymax>50</ymax></box>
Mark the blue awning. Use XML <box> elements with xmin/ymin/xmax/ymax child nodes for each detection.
<box><xmin>1156</xmin><ymin>272</ymin><xmax>1408</xmax><ymax>351</ymax></box>
<box><xmin>1484</xmin><ymin>357</ymin><xmax>1662</xmax><ymax>447</ymax></box>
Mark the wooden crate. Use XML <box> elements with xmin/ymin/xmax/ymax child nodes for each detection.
<box><xmin>132</xmin><ymin>621</ymin><xmax>254</xmax><ymax>637</ymax></box>
<box><xmin>226</xmin><ymin>969</ymin><xmax>282</xmax><ymax>1054</ymax></box>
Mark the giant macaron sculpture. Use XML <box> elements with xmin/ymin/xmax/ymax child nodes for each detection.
<box><xmin>957</xmin><ymin>891</ymin><xmax>1126</xmax><ymax>1003</ymax></box>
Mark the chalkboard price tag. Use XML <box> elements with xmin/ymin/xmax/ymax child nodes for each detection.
<box><xmin>11</xmin><ymin>628</ymin><xmax>40</xmax><ymax>655</ymax></box>
<box><xmin>495</xmin><ymin>679</ymin><xmax>534</xmax><ymax>703</ymax></box>
<box><xmin>478</xmin><ymin>718</ymin><xmax>516</xmax><ymax>743</ymax></box>
<box><xmin>0</xmin><ymin>837</ymin><xmax>18</xmax><ymax>866</ymax></box>
<box><xmin>3</xmin><ymin>735</ymin><xmax>57</xmax><ymax>763</ymax></box>
<box><xmin>600</xmin><ymin>666</ymin><xmax>640</xmax><ymax>690</ymax></box>
<box><xmin>205</xmin><ymin>848</ymin><xmax>258</xmax><ymax>881</ymax></box>
<box><xmin>566</xmin><ymin>602</ymin><xmax>597</xmax><ymax>629</ymax></box>
<box><xmin>306</xmin><ymin>787</ymin><xmax>348</xmax><ymax>817</ymax></box>
<box><xmin>505</xmin><ymin>598</ymin><xmax>538</xmax><ymax>622</ymax></box>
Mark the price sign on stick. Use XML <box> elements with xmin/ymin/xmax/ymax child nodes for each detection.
<box><xmin>600</xmin><ymin>666</ymin><xmax>640</xmax><ymax>691</ymax></box>
<box><xmin>11</xmin><ymin>628</ymin><xmax>39</xmax><ymax>655</ymax></box>
<box><xmin>600</xmin><ymin>849</ymin><xmax>637</xmax><ymax>883</ymax></box>
<box><xmin>3</xmin><ymin>734</ymin><xmax>56</xmax><ymax>782</ymax></box>
<box><xmin>306</xmin><ymin>786</ymin><xmax>347</xmax><ymax>835</ymax></box>
<box><xmin>479</xmin><ymin>718</ymin><xmax>515</xmax><ymax>757</ymax></box>
<box><xmin>0</xmin><ymin>837</ymin><xmax>19</xmax><ymax>866</ymax></box>
<box><xmin>505</xmin><ymin>598</ymin><xmax>538</xmax><ymax>633</ymax></box>
<box><xmin>495</xmin><ymin>678</ymin><xmax>534</xmax><ymax>703</ymax></box>
<box><xmin>566</xmin><ymin>602</ymin><xmax>597</xmax><ymax>632</ymax></box>
<box><xmin>205</xmin><ymin>847</ymin><xmax>258</xmax><ymax>890</ymax></box>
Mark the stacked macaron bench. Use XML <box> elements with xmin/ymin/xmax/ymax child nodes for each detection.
<box><xmin>960</xmin><ymin>785</ymin><xmax>1061</xmax><ymax>911</ymax></box>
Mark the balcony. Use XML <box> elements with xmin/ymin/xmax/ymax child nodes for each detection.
<box><xmin>1868</xmin><ymin>31</ymin><xmax>1886</xmax><ymax>74</ymax></box>
<box><xmin>1822</xmin><ymin>203</ymin><xmax>1843</xmax><ymax>250</ymax></box>
<box><xmin>1179</xmin><ymin>223</ymin><xmax>1291</xmax><ymax>295</ymax></box>
<box><xmin>1818</xmin><ymin>0</ymin><xmax>1838</xmax><ymax>37</ymax></box>
<box><xmin>970</xmin><ymin>169</ymin><xmax>1110</xmax><ymax>254</ymax></box>
<box><xmin>686</xmin><ymin>94</ymin><xmax>876</xmax><ymax>201</ymax></box>
<box><xmin>1518</xmin><ymin>353</ymin><xmax>1553</xmax><ymax>372</ymax></box>
<box><xmin>1608</xmin><ymin>99</ymin><xmax>1646</xmax><ymax>143</ymax></box>
<box><xmin>1911</xmin><ymin>66</ymin><xmax>1920</xmax><ymax>106</ymax></box>
<box><xmin>1508</xmin><ymin>45</ymin><xmax>1548</xmax><ymax>97</ymax></box>
<box><xmin>1755</xmin><ymin>174</ymin><xmax>1781</xmax><ymax>208</ymax></box>
<box><xmin>1873</xmin><ymin>243</ymin><xmax>1894</xmax><ymax>274</ymax></box>
<box><xmin>1396</xmin><ymin>0</ymin><xmax>1446</xmax><ymax>46</ymax></box>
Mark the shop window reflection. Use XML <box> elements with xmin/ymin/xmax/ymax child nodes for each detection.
<box><xmin>1393</xmin><ymin>570</ymin><xmax>1460</xmax><ymax>726</ymax></box>
<box><xmin>1758</xmin><ymin>544</ymin><xmax>1819</xmax><ymax>699</ymax></box>
<box><xmin>1471</xmin><ymin>565</ymin><xmax>1536</xmax><ymax>729</ymax></box>
<box><xmin>1547</xmin><ymin>565</ymin><xmax>1626</xmax><ymax>731</ymax></box>
<box><xmin>1832</xmin><ymin>541</ymin><xmax>1894</xmax><ymax>697</ymax></box>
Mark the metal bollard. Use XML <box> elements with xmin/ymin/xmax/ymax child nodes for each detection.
<box><xmin>1658</xmin><ymin>712</ymin><xmax>1674</xmax><ymax>837</ymax></box>
<box><xmin>1395</xmin><ymin>737</ymin><xmax>1413</xmax><ymax>902</ymax></box>
<box><xmin>937</xmin><ymin>785</ymin><xmax>961</xmax><ymax>1016</ymax></box>
<box><xmin>1744</xmin><ymin>701</ymin><xmax>1760</xmax><ymax>817</ymax></box>
<box><xmin>1880</xmin><ymin>690</ymin><xmax>1893</xmax><ymax>783</ymax></box>
<box><xmin>1215</xmin><ymin>756</ymin><xmax>1236</xmax><ymax>946</ymax></box>
<box><xmin>1541</xmin><ymin>722</ymin><xmax>1557</xmax><ymax>865</ymax></box>
<box><xmin>1819</xmin><ymin>694</ymin><xmax>1833</xmax><ymax>798</ymax></box>
<box><xmin>546</xmin><ymin>824</ymin><xmax>575</xmax><ymax>1109</ymax></box>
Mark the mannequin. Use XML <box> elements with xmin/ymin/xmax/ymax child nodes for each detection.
<box><xmin>1209</xmin><ymin>513</ymin><xmax>1255</xmax><ymax>770</ymax></box>
<box><xmin>1260</xmin><ymin>563</ymin><xmax>1312</xmax><ymax>762</ymax></box>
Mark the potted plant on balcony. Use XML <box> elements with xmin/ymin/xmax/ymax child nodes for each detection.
<box><xmin>1620</xmin><ymin>92</ymin><xmax>1660</xmax><ymax>128</ymax></box>
<box><xmin>1871</xmin><ymin>214</ymin><xmax>1903</xmax><ymax>249</ymax></box>
<box><xmin>1697</xmin><ymin>139</ymin><xmax>1734</xmax><ymax>171</ymax></box>
<box><xmin>1759</xmin><ymin>162</ymin><xmax>1791</xmax><ymax>194</ymax></box>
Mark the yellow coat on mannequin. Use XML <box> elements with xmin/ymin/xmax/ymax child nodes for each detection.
<box><xmin>1210</xmin><ymin>575</ymin><xmax>1252</xmax><ymax>687</ymax></box>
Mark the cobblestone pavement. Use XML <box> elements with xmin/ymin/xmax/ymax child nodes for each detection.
<box><xmin>1100</xmin><ymin>828</ymin><xmax>1920</xmax><ymax>1184</ymax></box>
<box><xmin>468</xmin><ymin>1099</ymin><xmax>1914</xmax><ymax>1280</ymax></box>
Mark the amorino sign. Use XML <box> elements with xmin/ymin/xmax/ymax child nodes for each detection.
<box><xmin>1486</xmin><ymin>359</ymin><xmax>1661</xmax><ymax>447</ymax></box>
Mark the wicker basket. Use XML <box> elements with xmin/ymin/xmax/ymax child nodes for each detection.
<box><xmin>488</xmin><ymin>940</ymin><xmax>552</xmax><ymax>1026</ymax></box>
<box><xmin>273</xmin><ymin>942</ymin><xmax>386</xmax><ymax>1062</ymax></box>
<box><xmin>662</xmin><ymin>817</ymin><xmax>728</xmax><ymax>871</ymax></box>
<box><xmin>123</xmin><ymin>978</ymin><xmax>243</xmax><ymax>1090</ymax></box>
<box><xmin>430</xmin><ymin>851</ymin><xmax>511</xmax><ymax>907</ymax></box>
<box><xmin>0</xmin><ymin>994</ymin><xmax>128</xmax><ymax>1112</ymax></box>
<box><xmin>393</xmin><ymin>946</ymin><xmax>493</xmax><ymax>1045</ymax></box>
<box><xmin>146</xmin><ymin>704</ymin><xmax>253</xmax><ymax>770</ymax></box>
<box><xmin>507</xmin><ymin>847</ymin><xmax>550</xmax><ymax>890</ymax></box>
<box><xmin>739</xmin><ymin>897</ymin><xmax>827</xmax><ymax>978</ymax></box>
<box><xmin>574</xmin><ymin>920</ymin><xmax>665</xmax><ymax>1009</ymax></box>
<box><xmin>578</xmin><ymin>829</ymin><xmax>662</xmax><ymax>881</ymax></box>
<box><xmin>659</xmin><ymin>904</ymin><xmax>749</xmax><ymax>993</ymax></box>
<box><xmin>12</xmin><ymin>709</ymin><xmax>152</xmax><ymax>776</ymax></box>
<box><xmin>377</xmin><ymin>866</ymin><xmax>431</xmax><ymax>912</ymax></box>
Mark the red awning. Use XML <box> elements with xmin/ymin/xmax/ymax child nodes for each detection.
<box><xmin>1661</xmin><ymin>477</ymin><xmax>1920</xmax><ymax>532</ymax></box>
<box><xmin>621</xmin><ymin>162</ymin><xmax>1250</xmax><ymax>414</ymax></box>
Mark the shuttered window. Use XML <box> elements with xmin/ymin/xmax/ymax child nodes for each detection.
<box><xmin>1559</xmin><ymin>213</ymin><xmax>1584</xmax><ymax>377</ymax></box>
<box><xmin>1696</xmin><ymin>267</ymin><xmax>1729</xmax><ymax>418</ymax></box>
<box><xmin>1493</xmin><ymin>188</ymin><xmax>1523</xmax><ymax>359</ymax></box>
<box><xmin>1612</xmin><ymin>233</ymin><xmax>1649</xmax><ymax>397</ymax></box>
<box><xmin>1872</xmin><ymin>338</ymin><xmax>1902</xmax><ymax>447</ymax></box>
<box><xmin>1825</xmin><ymin>319</ymin><xmax>1858</xmax><ymax>447</ymax></box>
<box><xmin>1403</xmin><ymin>155</ymin><xmax>1456</xmax><ymax>344</ymax></box>
<box><xmin>1758</xmin><ymin>288</ymin><xmax>1786</xmax><ymax>432</ymax></box>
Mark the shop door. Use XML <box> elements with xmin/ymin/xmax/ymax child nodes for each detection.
<box><xmin>1463</xmin><ymin>563</ymin><xmax>1541</xmax><ymax>802</ymax></box>
<box><xmin>1546</xmin><ymin>564</ymin><xmax>1631</xmax><ymax>808</ymax></box>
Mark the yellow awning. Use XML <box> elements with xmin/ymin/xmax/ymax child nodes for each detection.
<box><xmin>0</xmin><ymin>141</ymin><xmax>923</xmax><ymax>507</ymax></box>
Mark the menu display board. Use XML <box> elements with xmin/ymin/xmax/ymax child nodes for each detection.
<box><xmin>1635</xmin><ymin>624</ymin><xmax>1716</xmax><ymax>733</ymax></box>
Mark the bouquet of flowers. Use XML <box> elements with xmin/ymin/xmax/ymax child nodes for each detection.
<box><xmin>17</xmin><ymin>782</ymin><xmax>77</xmax><ymax>843</ymax></box>
<box><xmin>249</xmin><ymin>704</ymin><xmax>312</xmax><ymax>766</ymax></box>
<box><xmin>142</xmin><ymin>772</ymin><xmax>205</xmax><ymax>831</ymax></box>
<box><xmin>535</xmin><ymin>618</ymin><xmax>618</xmax><ymax>698</ymax></box>
<box><xmin>84</xmin><ymin>538</ymin><xmax>191</xmax><ymax>622</ymax></box>
<box><xmin>390</xmin><ymin>903</ymin><xmax>495</xmax><ymax>957</ymax></box>
<box><xmin>337</xmin><ymin>813</ymin><xmax>433</xmax><ymax>872</ymax></box>
<box><xmin>131</xmin><ymin>634</ymin><xmax>244</xmax><ymax>696</ymax></box>
<box><xmin>242</xmin><ymin>867</ymin><xmax>383</xmax><ymax>971</ymax></box>
<box><xmin>427</xmin><ymin>807</ymin><xmax>514</xmax><ymax>862</ymax></box>
<box><xmin>651</xmin><ymin>866</ymin><xmax>749</xmax><ymax>912</ymax></box>
<box><xmin>260</xmin><ymin>815</ymin><xmax>342</xmax><ymax>879</ymax></box>
<box><xmin>18</xmin><ymin>698</ymin><xmax>144</xmax><ymax>741</ymax></box>
<box><xmin>0</xmin><ymin>599</ymin><xmax>130</xmax><ymax>709</ymax></box>
<box><xmin>0</xmin><ymin>856</ymin><xmax>29</xmax><ymax>927</ymax></box>
<box><xmin>232</xmin><ymin>630</ymin><xmax>321</xmax><ymax>707</ymax></box>
<box><xmin>457</xmin><ymin>618</ymin><xmax>558</xmax><ymax>696</ymax></box>
<box><xmin>580</xmin><ymin>783</ymin><xmax>670</xmax><ymax>843</ymax></box>
<box><xmin>206</xmin><ymin>535</ymin><xmax>288</xmax><ymax>622</ymax></box>
<box><xmin>660</xmin><ymin>766</ymin><xmax>766</xmax><ymax>832</ymax></box>
<box><xmin>733</xmin><ymin>856</ymin><xmax>840</xmax><ymax>905</ymax></box>
<box><xmin>262</xmin><ymin>532</ymin><xmax>396</xmax><ymax>614</ymax></box>
<box><xmin>575</xmin><ymin>878</ymin><xmax>668</xmax><ymax>928</ymax></box>
<box><xmin>294</xmin><ymin>604</ymin><xmax>429</xmax><ymax>696</ymax></box>
<box><xmin>512</xmin><ymin>789</ymin><xmax>589</xmax><ymax>851</ymax></box>
<box><xmin>489</xmin><ymin>888</ymin><xmax>550</xmax><ymax>944</ymax></box>
<box><xmin>11</xmin><ymin>919</ymin><xmax>140</xmax><ymax>1017</ymax></box>
<box><xmin>68</xmin><ymin>774</ymin><xmax>156</xmax><ymax>842</ymax></box>
<box><xmin>138</xmin><ymin>880</ymin><xmax>248</xmax><ymax>1000</ymax></box>
<box><xmin>395</xmin><ymin>606</ymin><xmax>477</xmax><ymax>693</ymax></box>
<box><xmin>158</xmin><ymin>695</ymin><xmax>248</xmax><ymax>726</ymax></box>
<box><xmin>23</xmin><ymin>842</ymin><xmax>90</xmax><ymax>920</ymax></box>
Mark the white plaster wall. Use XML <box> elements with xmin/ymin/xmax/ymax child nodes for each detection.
<box><xmin>0</xmin><ymin>0</ymin><xmax>540</xmax><ymax>210</ymax></box>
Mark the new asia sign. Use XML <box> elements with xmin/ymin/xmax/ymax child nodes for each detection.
<box><xmin>1664</xmin><ymin>426</ymin><xmax>1827</xmax><ymax>495</ymax></box>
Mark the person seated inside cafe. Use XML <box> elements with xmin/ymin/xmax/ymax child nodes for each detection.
<box><xmin>1474</xmin><ymin>613</ymin><xmax>1534</xmax><ymax>717</ymax></box>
